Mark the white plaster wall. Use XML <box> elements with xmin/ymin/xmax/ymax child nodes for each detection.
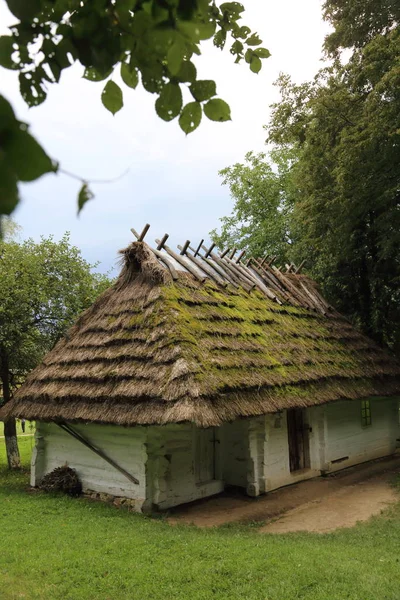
<box><xmin>218</xmin><ymin>419</ymin><xmax>250</xmax><ymax>488</ymax></box>
<box><xmin>263</xmin><ymin>408</ymin><xmax>322</xmax><ymax>492</ymax></box>
<box><xmin>145</xmin><ymin>424</ymin><xmax>223</xmax><ymax>510</ymax></box>
<box><xmin>32</xmin><ymin>422</ymin><xmax>147</xmax><ymax>509</ymax></box>
<box><xmin>325</xmin><ymin>398</ymin><xmax>398</xmax><ymax>471</ymax></box>
<box><xmin>261</xmin><ymin>398</ymin><xmax>399</xmax><ymax>492</ymax></box>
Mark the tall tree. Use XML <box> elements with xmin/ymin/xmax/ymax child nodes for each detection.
<box><xmin>323</xmin><ymin>0</ymin><xmax>400</xmax><ymax>53</ymax></box>
<box><xmin>268</xmin><ymin>29</ymin><xmax>400</xmax><ymax>350</ymax></box>
<box><xmin>0</xmin><ymin>233</ymin><xmax>111</xmax><ymax>468</ymax></box>
<box><xmin>210</xmin><ymin>147</ymin><xmax>298</xmax><ymax>264</ymax></box>
<box><xmin>0</xmin><ymin>0</ymin><xmax>271</xmax><ymax>219</ymax></box>
<box><xmin>212</xmin><ymin>2</ymin><xmax>400</xmax><ymax>351</ymax></box>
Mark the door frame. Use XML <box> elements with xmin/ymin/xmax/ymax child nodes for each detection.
<box><xmin>287</xmin><ymin>408</ymin><xmax>311</xmax><ymax>472</ymax></box>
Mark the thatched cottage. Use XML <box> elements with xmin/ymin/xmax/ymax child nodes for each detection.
<box><xmin>2</xmin><ymin>228</ymin><xmax>400</xmax><ymax>512</ymax></box>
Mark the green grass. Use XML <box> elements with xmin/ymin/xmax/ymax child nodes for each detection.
<box><xmin>1</xmin><ymin>437</ymin><xmax>400</xmax><ymax>600</ymax></box>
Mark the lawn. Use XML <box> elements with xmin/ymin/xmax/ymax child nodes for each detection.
<box><xmin>1</xmin><ymin>434</ymin><xmax>400</xmax><ymax>600</ymax></box>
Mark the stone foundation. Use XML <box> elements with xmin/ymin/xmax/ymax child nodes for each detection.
<box><xmin>84</xmin><ymin>489</ymin><xmax>144</xmax><ymax>512</ymax></box>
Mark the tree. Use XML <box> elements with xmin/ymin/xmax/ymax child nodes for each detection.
<box><xmin>212</xmin><ymin>2</ymin><xmax>400</xmax><ymax>352</ymax></box>
<box><xmin>0</xmin><ymin>0</ymin><xmax>271</xmax><ymax>219</ymax></box>
<box><xmin>0</xmin><ymin>232</ymin><xmax>111</xmax><ymax>468</ymax></box>
<box><xmin>322</xmin><ymin>0</ymin><xmax>400</xmax><ymax>54</ymax></box>
<box><xmin>210</xmin><ymin>147</ymin><xmax>298</xmax><ymax>265</ymax></box>
<box><xmin>267</xmin><ymin>29</ymin><xmax>400</xmax><ymax>351</ymax></box>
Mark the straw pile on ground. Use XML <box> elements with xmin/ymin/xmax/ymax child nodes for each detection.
<box><xmin>1</xmin><ymin>242</ymin><xmax>400</xmax><ymax>427</ymax></box>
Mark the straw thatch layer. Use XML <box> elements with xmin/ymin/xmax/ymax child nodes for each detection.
<box><xmin>1</xmin><ymin>241</ymin><xmax>400</xmax><ymax>427</ymax></box>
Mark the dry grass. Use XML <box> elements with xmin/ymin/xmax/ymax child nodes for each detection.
<box><xmin>2</xmin><ymin>241</ymin><xmax>399</xmax><ymax>427</ymax></box>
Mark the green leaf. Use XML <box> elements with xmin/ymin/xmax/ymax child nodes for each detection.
<box><xmin>245</xmin><ymin>49</ymin><xmax>253</xmax><ymax>64</ymax></box>
<box><xmin>0</xmin><ymin>36</ymin><xmax>16</xmax><ymax>70</ymax></box>
<box><xmin>203</xmin><ymin>98</ymin><xmax>231</xmax><ymax>122</ymax></box>
<box><xmin>230</xmin><ymin>40</ymin><xmax>244</xmax><ymax>56</ymax></box>
<box><xmin>250</xmin><ymin>55</ymin><xmax>262</xmax><ymax>74</ymax></box>
<box><xmin>246</xmin><ymin>33</ymin><xmax>262</xmax><ymax>46</ymax></box>
<box><xmin>189</xmin><ymin>80</ymin><xmax>217</xmax><ymax>102</ymax></box>
<box><xmin>54</xmin><ymin>38</ymin><xmax>78</xmax><ymax>69</ymax></box>
<box><xmin>213</xmin><ymin>29</ymin><xmax>226</xmax><ymax>50</ymax></box>
<box><xmin>0</xmin><ymin>95</ymin><xmax>16</xmax><ymax>130</ymax></box>
<box><xmin>19</xmin><ymin>72</ymin><xmax>47</xmax><ymax>107</ymax></box>
<box><xmin>176</xmin><ymin>60</ymin><xmax>197</xmax><ymax>84</ymax></box>
<box><xmin>236</xmin><ymin>26</ymin><xmax>251</xmax><ymax>39</ymax></box>
<box><xmin>178</xmin><ymin>20</ymin><xmax>216</xmax><ymax>43</ymax></box>
<box><xmin>220</xmin><ymin>3</ymin><xmax>245</xmax><ymax>18</ymax></box>
<box><xmin>101</xmin><ymin>81</ymin><xmax>123</xmax><ymax>115</ymax></box>
<box><xmin>120</xmin><ymin>63</ymin><xmax>139</xmax><ymax>89</ymax></box>
<box><xmin>167</xmin><ymin>37</ymin><xmax>187</xmax><ymax>76</ymax></box>
<box><xmin>255</xmin><ymin>47</ymin><xmax>271</xmax><ymax>59</ymax></box>
<box><xmin>5</xmin><ymin>0</ymin><xmax>41</xmax><ymax>22</ymax></box>
<box><xmin>4</xmin><ymin>127</ymin><xmax>56</xmax><ymax>182</ymax></box>
<box><xmin>179</xmin><ymin>102</ymin><xmax>202</xmax><ymax>135</ymax></box>
<box><xmin>155</xmin><ymin>83</ymin><xmax>183</xmax><ymax>122</ymax></box>
<box><xmin>77</xmin><ymin>182</ymin><xmax>94</xmax><ymax>215</ymax></box>
<box><xmin>0</xmin><ymin>162</ymin><xmax>19</xmax><ymax>216</ymax></box>
<box><xmin>48</xmin><ymin>60</ymin><xmax>61</xmax><ymax>83</ymax></box>
<box><xmin>84</xmin><ymin>67</ymin><xmax>112</xmax><ymax>82</ymax></box>
<box><xmin>141</xmin><ymin>64</ymin><xmax>164</xmax><ymax>94</ymax></box>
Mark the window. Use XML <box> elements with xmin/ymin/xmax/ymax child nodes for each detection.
<box><xmin>361</xmin><ymin>400</ymin><xmax>372</xmax><ymax>427</ymax></box>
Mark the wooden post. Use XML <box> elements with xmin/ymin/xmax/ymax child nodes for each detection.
<box><xmin>194</xmin><ymin>239</ymin><xmax>204</xmax><ymax>257</ymax></box>
<box><xmin>180</xmin><ymin>240</ymin><xmax>191</xmax><ymax>256</ymax></box>
<box><xmin>138</xmin><ymin>224</ymin><xmax>150</xmax><ymax>241</ymax></box>
<box><xmin>157</xmin><ymin>234</ymin><xmax>169</xmax><ymax>250</ymax></box>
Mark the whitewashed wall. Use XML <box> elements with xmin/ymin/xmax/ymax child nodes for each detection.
<box><xmin>31</xmin><ymin>397</ymin><xmax>400</xmax><ymax>512</ymax></box>
<box><xmin>145</xmin><ymin>424</ymin><xmax>223</xmax><ymax>510</ymax></box>
<box><xmin>261</xmin><ymin>409</ymin><xmax>323</xmax><ymax>491</ymax></box>
<box><xmin>325</xmin><ymin>397</ymin><xmax>398</xmax><ymax>471</ymax></box>
<box><xmin>218</xmin><ymin>419</ymin><xmax>249</xmax><ymax>488</ymax></box>
<box><xmin>32</xmin><ymin>422</ymin><xmax>147</xmax><ymax>510</ymax></box>
<box><xmin>218</xmin><ymin>398</ymin><xmax>399</xmax><ymax>496</ymax></box>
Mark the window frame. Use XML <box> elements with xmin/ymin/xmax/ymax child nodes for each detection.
<box><xmin>361</xmin><ymin>399</ymin><xmax>372</xmax><ymax>428</ymax></box>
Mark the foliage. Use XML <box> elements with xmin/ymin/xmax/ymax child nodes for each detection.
<box><xmin>268</xmin><ymin>29</ymin><xmax>400</xmax><ymax>351</ymax></box>
<box><xmin>323</xmin><ymin>0</ymin><xmax>400</xmax><ymax>54</ymax></box>
<box><xmin>210</xmin><ymin>147</ymin><xmax>298</xmax><ymax>264</ymax></box>
<box><xmin>0</xmin><ymin>0</ymin><xmax>270</xmax><ymax>218</ymax></box>
<box><xmin>0</xmin><ymin>232</ymin><xmax>110</xmax><ymax>389</ymax></box>
<box><xmin>213</xmin><ymin>2</ymin><xmax>400</xmax><ymax>352</ymax></box>
<box><xmin>1</xmin><ymin>445</ymin><xmax>400</xmax><ymax>600</ymax></box>
<box><xmin>0</xmin><ymin>94</ymin><xmax>57</xmax><ymax>218</ymax></box>
<box><xmin>0</xmin><ymin>232</ymin><xmax>111</xmax><ymax>467</ymax></box>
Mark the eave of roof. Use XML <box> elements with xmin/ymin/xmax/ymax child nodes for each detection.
<box><xmin>1</xmin><ymin>228</ymin><xmax>400</xmax><ymax>427</ymax></box>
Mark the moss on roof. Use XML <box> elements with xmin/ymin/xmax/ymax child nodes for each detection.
<box><xmin>1</xmin><ymin>241</ymin><xmax>399</xmax><ymax>427</ymax></box>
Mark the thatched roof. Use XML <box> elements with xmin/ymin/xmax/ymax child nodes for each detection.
<box><xmin>1</xmin><ymin>234</ymin><xmax>400</xmax><ymax>427</ymax></box>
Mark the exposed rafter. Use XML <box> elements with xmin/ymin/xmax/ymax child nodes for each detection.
<box><xmin>130</xmin><ymin>225</ymin><xmax>331</xmax><ymax>314</ymax></box>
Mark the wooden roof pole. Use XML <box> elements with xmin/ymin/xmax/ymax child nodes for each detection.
<box><xmin>138</xmin><ymin>224</ymin><xmax>150</xmax><ymax>242</ymax></box>
<box><xmin>131</xmin><ymin>227</ymin><xmax>179</xmax><ymax>280</ymax></box>
<box><xmin>177</xmin><ymin>245</ymin><xmax>227</xmax><ymax>286</ymax></box>
<box><xmin>199</xmin><ymin>245</ymin><xmax>254</xmax><ymax>292</ymax></box>
<box><xmin>57</xmin><ymin>422</ymin><xmax>139</xmax><ymax>485</ymax></box>
<box><xmin>155</xmin><ymin>239</ymin><xmax>208</xmax><ymax>282</ymax></box>
<box><xmin>188</xmin><ymin>245</ymin><xmax>239</xmax><ymax>288</ymax></box>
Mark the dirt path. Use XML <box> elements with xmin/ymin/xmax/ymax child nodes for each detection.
<box><xmin>168</xmin><ymin>454</ymin><xmax>400</xmax><ymax>532</ymax></box>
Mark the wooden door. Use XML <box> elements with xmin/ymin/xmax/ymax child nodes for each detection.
<box><xmin>194</xmin><ymin>427</ymin><xmax>215</xmax><ymax>483</ymax></box>
<box><xmin>287</xmin><ymin>409</ymin><xmax>310</xmax><ymax>472</ymax></box>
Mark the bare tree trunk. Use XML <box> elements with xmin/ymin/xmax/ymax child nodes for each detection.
<box><xmin>1</xmin><ymin>352</ymin><xmax>21</xmax><ymax>469</ymax></box>
<box><xmin>4</xmin><ymin>418</ymin><xmax>21</xmax><ymax>469</ymax></box>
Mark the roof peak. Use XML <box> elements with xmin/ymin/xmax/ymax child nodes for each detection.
<box><xmin>128</xmin><ymin>225</ymin><xmax>331</xmax><ymax>315</ymax></box>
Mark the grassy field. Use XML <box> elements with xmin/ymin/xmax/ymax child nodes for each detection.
<box><xmin>1</xmin><ymin>435</ymin><xmax>400</xmax><ymax>600</ymax></box>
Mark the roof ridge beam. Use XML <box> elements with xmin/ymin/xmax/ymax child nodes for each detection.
<box><xmin>155</xmin><ymin>238</ymin><xmax>207</xmax><ymax>283</ymax></box>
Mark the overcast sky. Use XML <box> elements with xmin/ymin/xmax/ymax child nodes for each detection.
<box><xmin>1</xmin><ymin>0</ymin><xmax>330</xmax><ymax>274</ymax></box>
